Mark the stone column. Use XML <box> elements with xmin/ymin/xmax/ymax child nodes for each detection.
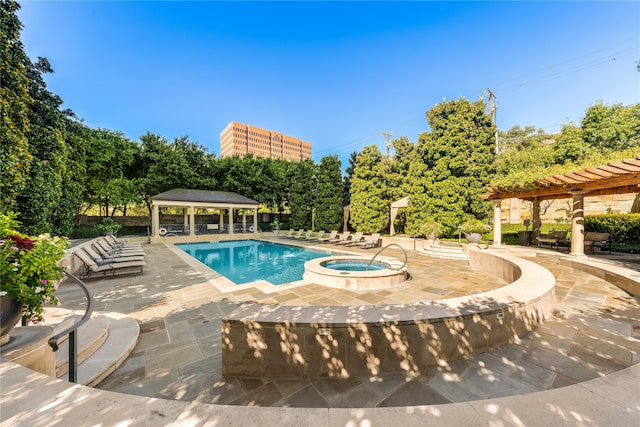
<box><xmin>570</xmin><ymin>190</ymin><xmax>586</xmax><ymax>256</ymax></box>
<box><xmin>253</xmin><ymin>209</ymin><xmax>258</xmax><ymax>234</ymax></box>
<box><xmin>219</xmin><ymin>209</ymin><xmax>225</xmax><ymax>233</ymax></box>
<box><xmin>492</xmin><ymin>199</ymin><xmax>502</xmax><ymax>246</ymax></box>
<box><xmin>189</xmin><ymin>206</ymin><xmax>195</xmax><ymax>237</ymax></box>
<box><xmin>532</xmin><ymin>198</ymin><xmax>541</xmax><ymax>245</ymax></box>
<box><xmin>228</xmin><ymin>208</ymin><xmax>234</xmax><ymax>235</ymax></box>
<box><xmin>152</xmin><ymin>204</ymin><xmax>159</xmax><ymax>237</ymax></box>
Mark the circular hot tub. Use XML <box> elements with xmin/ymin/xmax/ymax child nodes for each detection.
<box><xmin>303</xmin><ymin>256</ymin><xmax>408</xmax><ymax>290</ymax></box>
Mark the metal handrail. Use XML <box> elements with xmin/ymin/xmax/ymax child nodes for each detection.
<box><xmin>47</xmin><ymin>270</ymin><xmax>95</xmax><ymax>383</ymax></box>
<box><xmin>366</xmin><ymin>243</ymin><xmax>408</xmax><ymax>271</ymax></box>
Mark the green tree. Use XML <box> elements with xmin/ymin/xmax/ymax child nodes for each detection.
<box><xmin>83</xmin><ymin>128</ymin><xmax>138</xmax><ymax>216</ymax></box>
<box><xmin>14</xmin><ymin>57</ymin><xmax>67</xmax><ymax>234</ymax></box>
<box><xmin>0</xmin><ymin>0</ymin><xmax>32</xmax><ymax>211</ymax></box>
<box><xmin>287</xmin><ymin>159</ymin><xmax>315</xmax><ymax>230</ymax></box>
<box><xmin>406</xmin><ymin>98</ymin><xmax>496</xmax><ymax>235</ymax></box>
<box><xmin>314</xmin><ymin>155</ymin><xmax>343</xmax><ymax>231</ymax></box>
<box><xmin>581</xmin><ymin>101</ymin><xmax>640</xmax><ymax>153</ymax></box>
<box><xmin>342</xmin><ymin>151</ymin><xmax>358</xmax><ymax>207</ymax></box>
<box><xmin>350</xmin><ymin>145</ymin><xmax>388</xmax><ymax>233</ymax></box>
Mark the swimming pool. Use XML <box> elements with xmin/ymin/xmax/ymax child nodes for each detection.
<box><xmin>176</xmin><ymin>240</ymin><xmax>330</xmax><ymax>285</ymax></box>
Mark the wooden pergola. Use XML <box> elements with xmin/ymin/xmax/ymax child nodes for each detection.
<box><xmin>482</xmin><ymin>157</ymin><xmax>640</xmax><ymax>255</ymax></box>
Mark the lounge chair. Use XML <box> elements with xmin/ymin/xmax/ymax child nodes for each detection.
<box><xmin>294</xmin><ymin>230</ymin><xmax>314</xmax><ymax>240</ymax></box>
<box><xmin>330</xmin><ymin>231</ymin><xmax>350</xmax><ymax>244</ymax></box>
<box><xmin>307</xmin><ymin>231</ymin><xmax>325</xmax><ymax>242</ymax></box>
<box><xmin>334</xmin><ymin>231</ymin><xmax>355</xmax><ymax>245</ymax></box>
<box><xmin>83</xmin><ymin>246</ymin><xmax>145</xmax><ymax>266</ymax></box>
<box><xmin>104</xmin><ymin>235</ymin><xmax>142</xmax><ymax>249</ymax></box>
<box><xmin>75</xmin><ymin>249</ymin><xmax>145</xmax><ymax>279</ymax></box>
<box><xmin>357</xmin><ymin>233</ymin><xmax>381</xmax><ymax>249</ymax></box>
<box><xmin>96</xmin><ymin>238</ymin><xmax>145</xmax><ymax>256</ymax></box>
<box><xmin>278</xmin><ymin>229</ymin><xmax>295</xmax><ymax>239</ymax></box>
<box><xmin>344</xmin><ymin>232</ymin><xmax>365</xmax><ymax>246</ymax></box>
<box><xmin>92</xmin><ymin>242</ymin><xmax>145</xmax><ymax>261</ymax></box>
<box><xmin>318</xmin><ymin>230</ymin><xmax>338</xmax><ymax>244</ymax></box>
<box><xmin>288</xmin><ymin>229</ymin><xmax>305</xmax><ymax>239</ymax></box>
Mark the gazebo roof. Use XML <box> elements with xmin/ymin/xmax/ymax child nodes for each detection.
<box><xmin>151</xmin><ymin>189</ymin><xmax>259</xmax><ymax>206</ymax></box>
<box><xmin>483</xmin><ymin>157</ymin><xmax>640</xmax><ymax>201</ymax></box>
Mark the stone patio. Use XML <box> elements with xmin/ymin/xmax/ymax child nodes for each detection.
<box><xmin>52</xmin><ymin>237</ymin><xmax>640</xmax><ymax>408</ymax></box>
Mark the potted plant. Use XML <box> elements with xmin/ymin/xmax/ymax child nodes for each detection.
<box><xmin>460</xmin><ymin>218</ymin><xmax>491</xmax><ymax>244</ymax></box>
<box><xmin>0</xmin><ymin>212</ymin><xmax>69</xmax><ymax>343</ymax></box>
<box><xmin>95</xmin><ymin>217</ymin><xmax>122</xmax><ymax>236</ymax></box>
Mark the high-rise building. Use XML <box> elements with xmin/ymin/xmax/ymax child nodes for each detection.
<box><xmin>219</xmin><ymin>121</ymin><xmax>312</xmax><ymax>161</ymax></box>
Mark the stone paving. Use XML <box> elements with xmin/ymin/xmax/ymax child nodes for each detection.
<box><xmin>55</xmin><ymin>237</ymin><xmax>640</xmax><ymax>408</ymax></box>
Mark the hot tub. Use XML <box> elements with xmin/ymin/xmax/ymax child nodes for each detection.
<box><xmin>303</xmin><ymin>256</ymin><xmax>408</xmax><ymax>290</ymax></box>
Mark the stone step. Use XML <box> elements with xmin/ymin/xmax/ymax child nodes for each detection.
<box><xmin>57</xmin><ymin>311</ymin><xmax>139</xmax><ymax>387</ymax></box>
<box><xmin>417</xmin><ymin>244</ymin><xmax>469</xmax><ymax>260</ymax></box>
<box><xmin>54</xmin><ymin>312</ymin><xmax>110</xmax><ymax>377</ymax></box>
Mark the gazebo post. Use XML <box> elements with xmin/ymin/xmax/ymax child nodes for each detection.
<box><xmin>189</xmin><ymin>206</ymin><xmax>195</xmax><ymax>237</ymax></box>
<box><xmin>152</xmin><ymin>204</ymin><xmax>160</xmax><ymax>237</ymax></box>
<box><xmin>228</xmin><ymin>208</ymin><xmax>234</xmax><ymax>235</ymax></box>
<box><xmin>570</xmin><ymin>190</ymin><xmax>586</xmax><ymax>256</ymax></box>
<box><xmin>253</xmin><ymin>209</ymin><xmax>258</xmax><ymax>234</ymax></box>
<box><xmin>219</xmin><ymin>209</ymin><xmax>225</xmax><ymax>233</ymax></box>
<box><xmin>492</xmin><ymin>200</ymin><xmax>502</xmax><ymax>246</ymax></box>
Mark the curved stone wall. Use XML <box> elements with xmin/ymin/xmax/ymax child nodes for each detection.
<box><xmin>221</xmin><ymin>248</ymin><xmax>556</xmax><ymax>378</ymax></box>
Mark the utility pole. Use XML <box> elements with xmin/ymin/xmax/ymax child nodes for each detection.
<box><xmin>484</xmin><ymin>88</ymin><xmax>499</xmax><ymax>154</ymax></box>
<box><xmin>380</xmin><ymin>131</ymin><xmax>393</xmax><ymax>159</ymax></box>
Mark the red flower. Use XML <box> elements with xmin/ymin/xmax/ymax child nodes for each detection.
<box><xmin>7</xmin><ymin>234</ymin><xmax>34</xmax><ymax>251</ymax></box>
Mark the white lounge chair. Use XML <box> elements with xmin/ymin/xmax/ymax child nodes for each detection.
<box><xmin>357</xmin><ymin>233</ymin><xmax>381</xmax><ymax>249</ymax></box>
<box><xmin>343</xmin><ymin>231</ymin><xmax>364</xmax><ymax>246</ymax></box>
<box><xmin>318</xmin><ymin>230</ymin><xmax>338</xmax><ymax>244</ymax></box>
<box><xmin>332</xmin><ymin>231</ymin><xmax>352</xmax><ymax>245</ymax></box>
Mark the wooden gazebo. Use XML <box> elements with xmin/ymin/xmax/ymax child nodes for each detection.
<box><xmin>482</xmin><ymin>157</ymin><xmax>640</xmax><ymax>255</ymax></box>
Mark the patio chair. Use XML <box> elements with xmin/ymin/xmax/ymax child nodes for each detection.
<box><xmin>92</xmin><ymin>242</ymin><xmax>145</xmax><ymax>261</ymax></box>
<box><xmin>333</xmin><ymin>231</ymin><xmax>354</xmax><ymax>245</ymax></box>
<box><xmin>344</xmin><ymin>232</ymin><xmax>365</xmax><ymax>246</ymax></box>
<box><xmin>96</xmin><ymin>238</ymin><xmax>145</xmax><ymax>256</ymax></box>
<box><xmin>307</xmin><ymin>231</ymin><xmax>325</xmax><ymax>242</ymax></box>
<box><xmin>104</xmin><ymin>235</ymin><xmax>143</xmax><ymax>249</ymax></box>
<box><xmin>288</xmin><ymin>229</ymin><xmax>305</xmax><ymax>239</ymax></box>
<box><xmin>75</xmin><ymin>249</ymin><xmax>145</xmax><ymax>279</ymax></box>
<box><xmin>318</xmin><ymin>230</ymin><xmax>338</xmax><ymax>244</ymax></box>
<box><xmin>278</xmin><ymin>229</ymin><xmax>295</xmax><ymax>239</ymax></box>
<box><xmin>357</xmin><ymin>233</ymin><xmax>381</xmax><ymax>249</ymax></box>
<box><xmin>83</xmin><ymin>246</ymin><xmax>144</xmax><ymax>266</ymax></box>
<box><xmin>330</xmin><ymin>231</ymin><xmax>350</xmax><ymax>244</ymax></box>
<box><xmin>294</xmin><ymin>230</ymin><xmax>314</xmax><ymax>240</ymax></box>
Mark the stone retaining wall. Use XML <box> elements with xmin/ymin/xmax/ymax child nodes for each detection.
<box><xmin>221</xmin><ymin>248</ymin><xmax>555</xmax><ymax>378</ymax></box>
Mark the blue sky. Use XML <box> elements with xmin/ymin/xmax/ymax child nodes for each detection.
<box><xmin>18</xmin><ymin>1</ymin><xmax>640</xmax><ymax>166</ymax></box>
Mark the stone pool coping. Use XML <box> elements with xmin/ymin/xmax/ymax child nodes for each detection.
<box><xmin>221</xmin><ymin>248</ymin><xmax>556</xmax><ymax>378</ymax></box>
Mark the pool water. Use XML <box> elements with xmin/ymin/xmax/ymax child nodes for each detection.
<box><xmin>176</xmin><ymin>240</ymin><xmax>330</xmax><ymax>285</ymax></box>
<box><xmin>321</xmin><ymin>260</ymin><xmax>388</xmax><ymax>271</ymax></box>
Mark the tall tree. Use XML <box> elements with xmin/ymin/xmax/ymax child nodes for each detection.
<box><xmin>0</xmin><ymin>0</ymin><xmax>31</xmax><ymax>211</ymax></box>
<box><xmin>342</xmin><ymin>151</ymin><xmax>358</xmax><ymax>207</ymax></box>
<box><xmin>407</xmin><ymin>98</ymin><xmax>496</xmax><ymax>235</ymax></box>
<box><xmin>314</xmin><ymin>155</ymin><xmax>343</xmax><ymax>231</ymax></box>
<box><xmin>287</xmin><ymin>159</ymin><xmax>315</xmax><ymax>230</ymax></box>
<box><xmin>82</xmin><ymin>128</ymin><xmax>138</xmax><ymax>216</ymax></box>
<box><xmin>13</xmin><ymin>56</ymin><xmax>67</xmax><ymax>234</ymax></box>
<box><xmin>349</xmin><ymin>145</ymin><xmax>388</xmax><ymax>233</ymax></box>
